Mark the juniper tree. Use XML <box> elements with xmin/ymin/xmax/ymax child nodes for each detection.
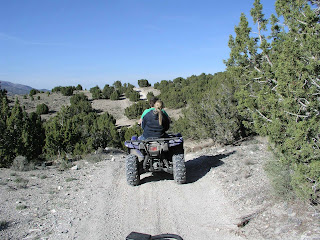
<box><xmin>90</xmin><ymin>86</ymin><xmax>102</xmax><ymax>100</ymax></box>
<box><xmin>102</xmin><ymin>84</ymin><xmax>115</xmax><ymax>99</ymax></box>
<box><xmin>225</xmin><ymin>0</ymin><xmax>320</xmax><ymax>200</ymax></box>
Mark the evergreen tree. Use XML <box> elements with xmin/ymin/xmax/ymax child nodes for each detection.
<box><xmin>70</xmin><ymin>93</ymin><xmax>92</xmax><ymax>114</ymax></box>
<box><xmin>138</xmin><ymin>79</ymin><xmax>151</xmax><ymax>87</ymax></box>
<box><xmin>76</xmin><ymin>84</ymin><xmax>83</xmax><ymax>91</ymax></box>
<box><xmin>21</xmin><ymin>112</ymin><xmax>45</xmax><ymax>160</ymax></box>
<box><xmin>36</xmin><ymin>103</ymin><xmax>49</xmax><ymax>115</ymax></box>
<box><xmin>61</xmin><ymin>86</ymin><xmax>75</xmax><ymax>96</ymax></box>
<box><xmin>102</xmin><ymin>84</ymin><xmax>115</xmax><ymax>99</ymax></box>
<box><xmin>225</xmin><ymin>0</ymin><xmax>320</xmax><ymax>200</ymax></box>
<box><xmin>113</xmin><ymin>80</ymin><xmax>122</xmax><ymax>91</ymax></box>
<box><xmin>124</xmin><ymin>101</ymin><xmax>149</xmax><ymax>119</ymax></box>
<box><xmin>90</xmin><ymin>86</ymin><xmax>102</xmax><ymax>100</ymax></box>
<box><xmin>0</xmin><ymin>93</ymin><xmax>45</xmax><ymax>166</ymax></box>
<box><xmin>110</xmin><ymin>90</ymin><xmax>120</xmax><ymax>100</ymax></box>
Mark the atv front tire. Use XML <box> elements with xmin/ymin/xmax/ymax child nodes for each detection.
<box><xmin>172</xmin><ymin>154</ymin><xmax>186</xmax><ymax>184</ymax></box>
<box><xmin>126</xmin><ymin>154</ymin><xmax>140</xmax><ymax>186</ymax></box>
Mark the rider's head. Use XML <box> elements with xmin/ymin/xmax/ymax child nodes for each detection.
<box><xmin>149</xmin><ymin>97</ymin><xmax>158</xmax><ymax>107</ymax></box>
<box><xmin>154</xmin><ymin>100</ymin><xmax>164</xmax><ymax>110</ymax></box>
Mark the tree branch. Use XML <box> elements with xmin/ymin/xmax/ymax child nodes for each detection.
<box><xmin>309</xmin><ymin>76</ymin><xmax>320</xmax><ymax>89</ymax></box>
<box><xmin>255</xmin><ymin>109</ymin><xmax>273</xmax><ymax>122</ymax></box>
<box><xmin>284</xmin><ymin>111</ymin><xmax>309</xmax><ymax>119</ymax></box>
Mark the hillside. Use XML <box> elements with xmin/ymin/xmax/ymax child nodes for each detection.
<box><xmin>9</xmin><ymin>87</ymin><xmax>182</xmax><ymax>126</ymax></box>
<box><xmin>0</xmin><ymin>80</ymin><xmax>48</xmax><ymax>96</ymax></box>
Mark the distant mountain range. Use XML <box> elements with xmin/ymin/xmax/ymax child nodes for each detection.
<box><xmin>0</xmin><ymin>80</ymin><xmax>48</xmax><ymax>96</ymax></box>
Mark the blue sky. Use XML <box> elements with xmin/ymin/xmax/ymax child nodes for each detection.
<box><xmin>1</xmin><ymin>0</ymin><xmax>276</xmax><ymax>90</ymax></box>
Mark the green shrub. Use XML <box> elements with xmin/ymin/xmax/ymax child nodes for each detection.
<box><xmin>291</xmin><ymin>160</ymin><xmax>320</xmax><ymax>202</ymax></box>
<box><xmin>124</xmin><ymin>101</ymin><xmax>149</xmax><ymax>119</ymax></box>
<box><xmin>138</xmin><ymin>79</ymin><xmax>151</xmax><ymax>87</ymax></box>
<box><xmin>14</xmin><ymin>177</ymin><xmax>29</xmax><ymax>188</ymax></box>
<box><xmin>121</xmin><ymin>124</ymin><xmax>143</xmax><ymax>141</ymax></box>
<box><xmin>1</xmin><ymin>86</ymin><xmax>45</xmax><ymax>168</ymax></box>
<box><xmin>264</xmin><ymin>156</ymin><xmax>296</xmax><ymax>201</ymax></box>
<box><xmin>102</xmin><ymin>84</ymin><xmax>114</xmax><ymax>99</ymax></box>
<box><xmin>36</xmin><ymin>103</ymin><xmax>49</xmax><ymax>115</ymax></box>
<box><xmin>58</xmin><ymin>157</ymin><xmax>72</xmax><ymax>171</ymax></box>
<box><xmin>44</xmin><ymin>104</ymin><xmax>121</xmax><ymax>158</ymax></box>
<box><xmin>113</xmin><ymin>80</ymin><xmax>122</xmax><ymax>90</ymax></box>
<box><xmin>146</xmin><ymin>92</ymin><xmax>154</xmax><ymax>101</ymax></box>
<box><xmin>10</xmin><ymin>156</ymin><xmax>32</xmax><ymax>171</ymax></box>
<box><xmin>60</xmin><ymin>86</ymin><xmax>75</xmax><ymax>96</ymax></box>
<box><xmin>69</xmin><ymin>93</ymin><xmax>92</xmax><ymax>114</ymax></box>
<box><xmin>110</xmin><ymin>90</ymin><xmax>120</xmax><ymax>100</ymax></box>
<box><xmin>90</xmin><ymin>86</ymin><xmax>102</xmax><ymax>99</ymax></box>
<box><xmin>29</xmin><ymin>89</ymin><xmax>39</xmax><ymax>97</ymax></box>
<box><xmin>76</xmin><ymin>84</ymin><xmax>83</xmax><ymax>91</ymax></box>
<box><xmin>129</xmin><ymin>91</ymin><xmax>140</xmax><ymax>102</ymax></box>
<box><xmin>52</xmin><ymin>86</ymin><xmax>61</xmax><ymax>92</ymax></box>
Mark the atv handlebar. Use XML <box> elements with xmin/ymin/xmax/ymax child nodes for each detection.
<box><xmin>126</xmin><ymin>232</ymin><xmax>183</xmax><ymax>240</ymax></box>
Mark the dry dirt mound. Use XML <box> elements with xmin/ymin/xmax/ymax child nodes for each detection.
<box><xmin>1</xmin><ymin>138</ymin><xmax>319</xmax><ymax>240</ymax></box>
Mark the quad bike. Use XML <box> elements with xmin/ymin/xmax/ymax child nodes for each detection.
<box><xmin>124</xmin><ymin>133</ymin><xmax>186</xmax><ymax>186</ymax></box>
<box><xmin>126</xmin><ymin>231</ymin><xmax>183</xmax><ymax>240</ymax></box>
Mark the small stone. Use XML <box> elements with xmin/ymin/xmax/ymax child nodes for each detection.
<box><xmin>71</xmin><ymin>165</ymin><xmax>79</xmax><ymax>170</ymax></box>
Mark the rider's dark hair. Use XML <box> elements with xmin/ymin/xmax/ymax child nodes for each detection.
<box><xmin>149</xmin><ymin>97</ymin><xmax>158</xmax><ymax>107</ymax></box>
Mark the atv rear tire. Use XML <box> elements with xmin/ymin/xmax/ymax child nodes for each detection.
<box><xmin>126</xmin><ymin>154</ymin><xmax>140</xmax><ymax>186</ymax></box>
<box><xmin>172</xmin><ymin>154</ymin><xmax>186</xmax><ymax>184</ymax></box>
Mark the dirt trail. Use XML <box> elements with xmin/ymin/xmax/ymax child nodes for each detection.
<box><xmin>52</xmin><ymin>153</ymin><xmax>244</xmax><ymax>240</ymax></box>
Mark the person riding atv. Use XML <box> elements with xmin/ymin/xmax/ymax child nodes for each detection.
<box><xmin>138</xmin><ymin>97</ymin><xmax>170</xmax><ymax>126</ymax></box>
<box><xmin>125</xmin><ymin>99</ymin><xmax>186</xmax><ymax>186</ymax></box>
<box><xmin>138</xmin><ymin>100</ymin><xmax>170</xmax><ymax>140</ymax></box>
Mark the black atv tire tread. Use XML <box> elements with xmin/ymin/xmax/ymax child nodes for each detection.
<box><xmin>172</xmin><ymin>154</ymin><xmax>186</xmax><ymax>184</ymax></box>
<box><xmin>126</xmin><ymin>154</ymin><xmax>140</xmax><ymax>186</ymax></box>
